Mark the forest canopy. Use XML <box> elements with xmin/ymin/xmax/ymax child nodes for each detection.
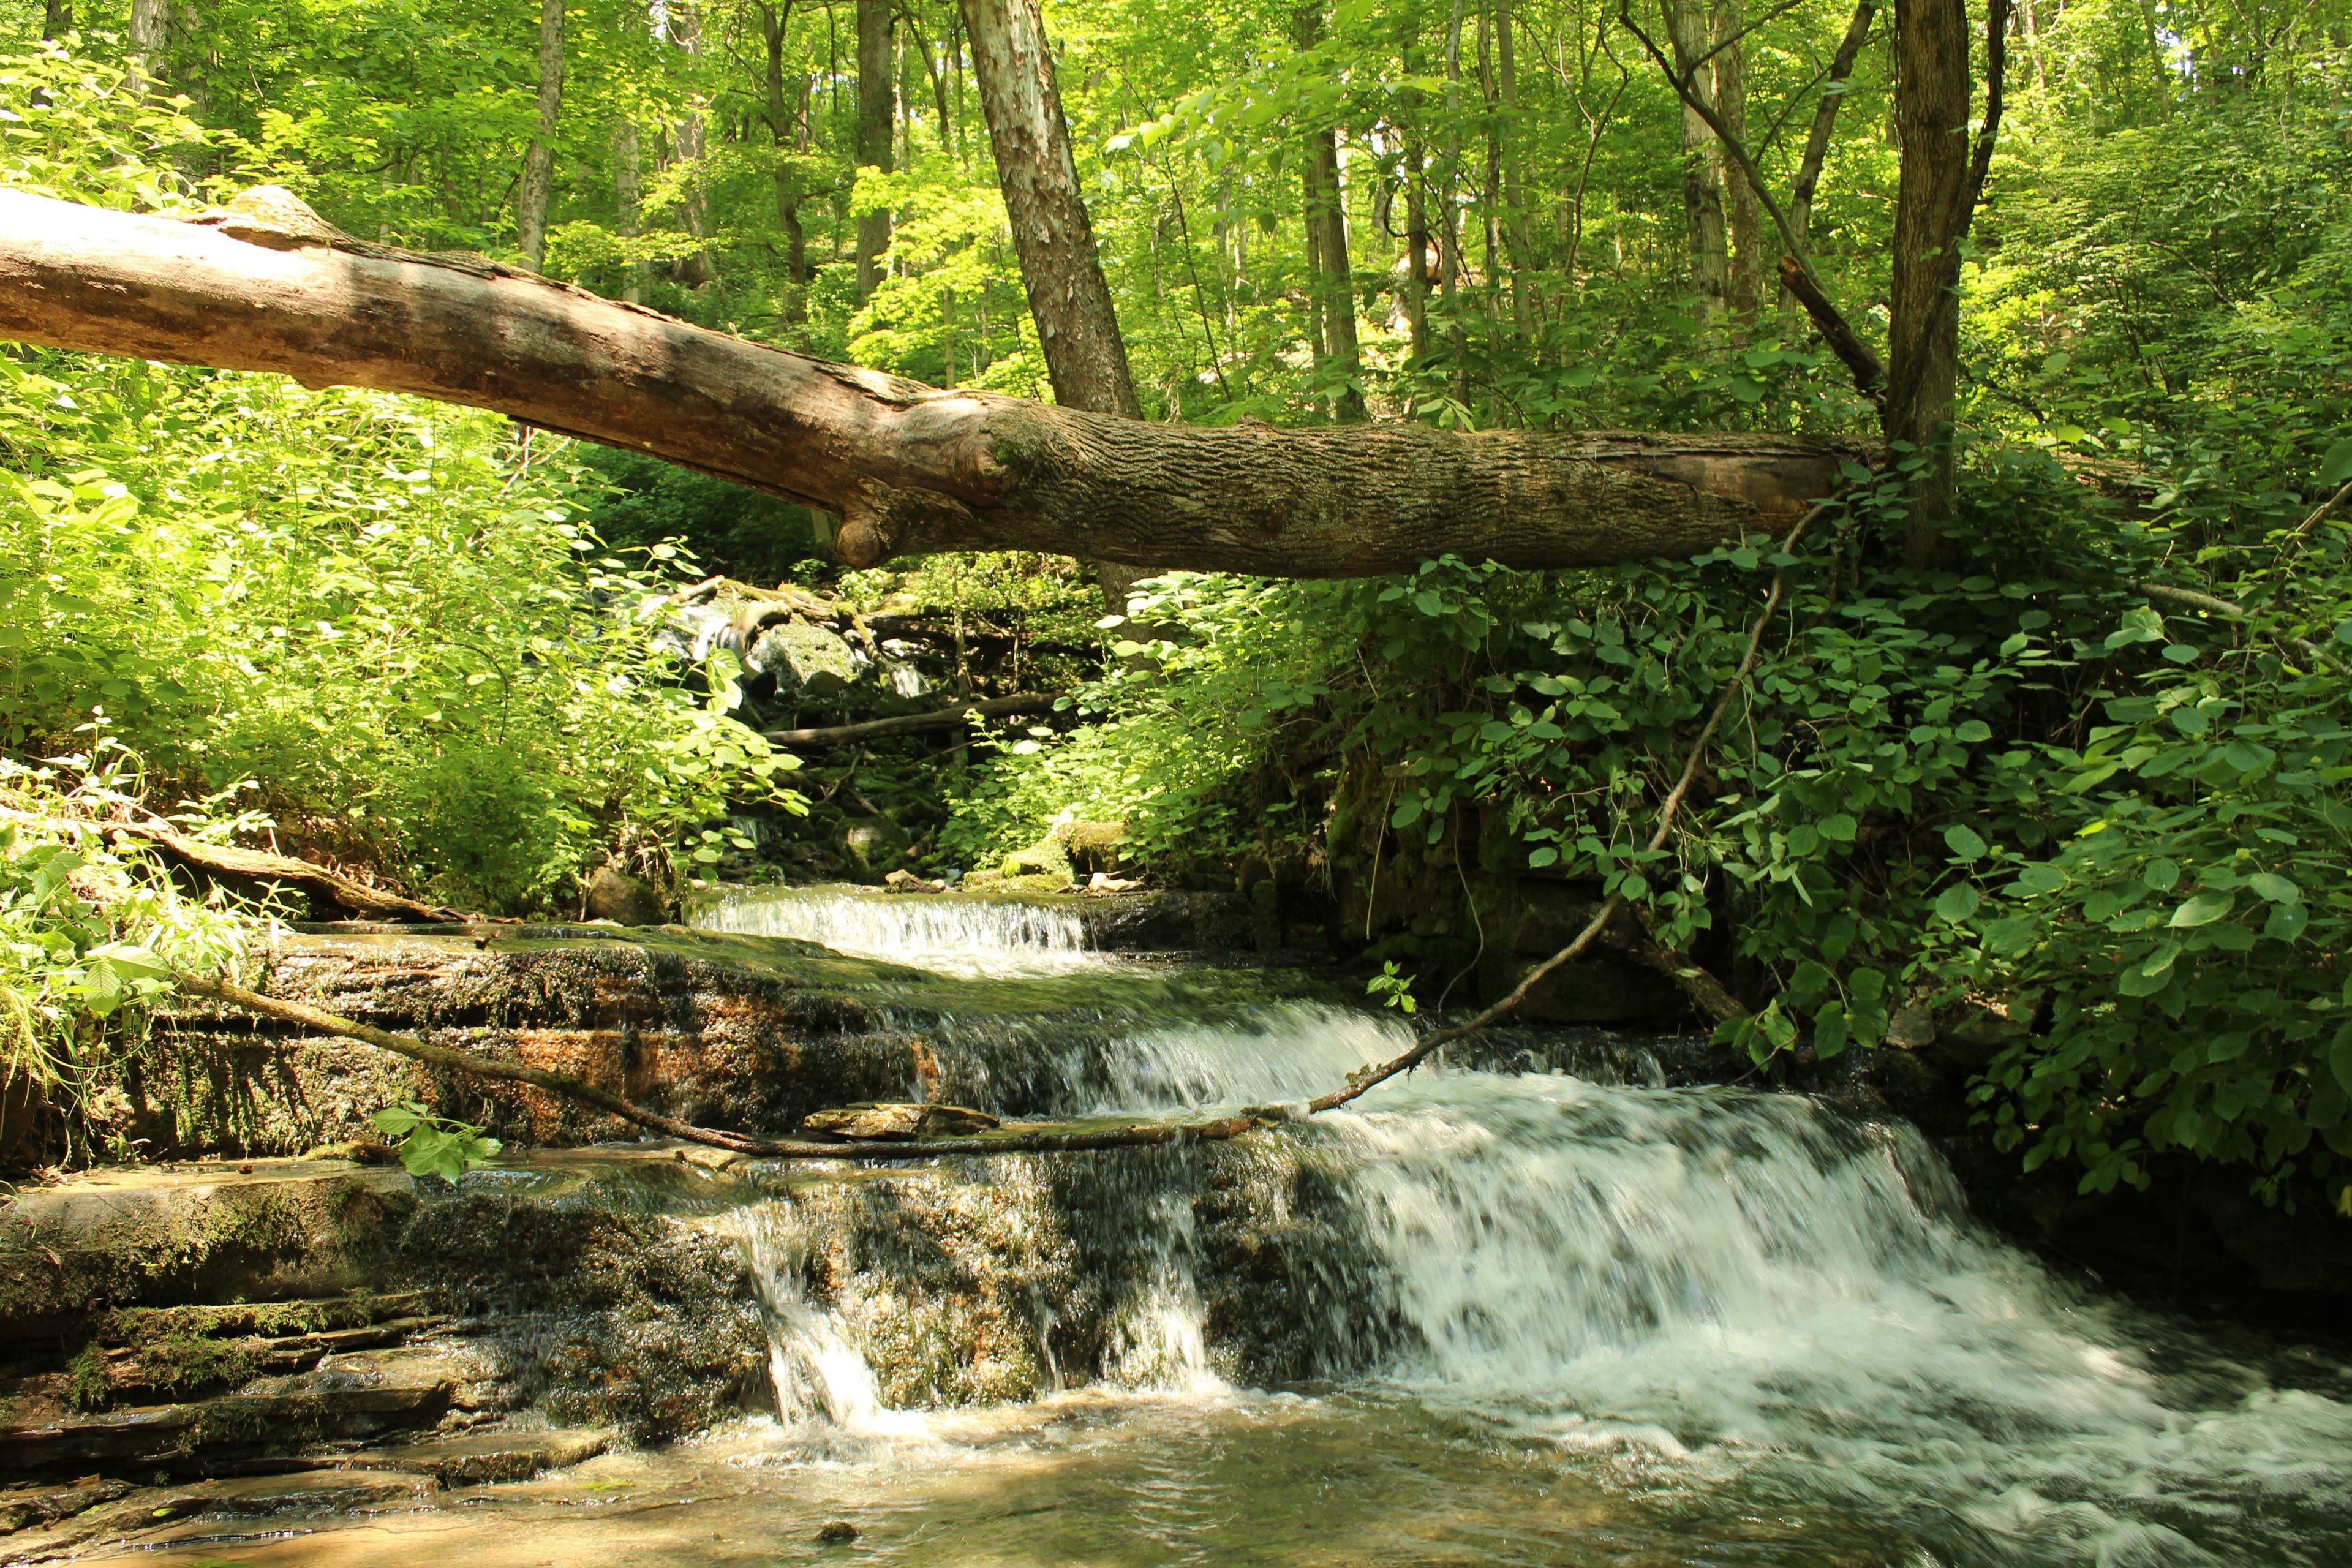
<box><xmin>1</xmin><ymin>0</ymin><xmax>2351</xmax><ymax>1213</ymax></box>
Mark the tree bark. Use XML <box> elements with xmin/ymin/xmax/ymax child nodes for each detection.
<box><xmin>1887</xmin><ymin>0</ymin><xmax>2003</xmax><ymax>567</ymax></box>
<box><xmin>614</xmin><ymin>118</ymin><xmax>647</xmax><ymax>304</ymax></box>
<box><xmin>1789</xmin><ymin>0</ymin><xmax>1877</xmax><ymax>243</ymax></box>
<box><xmin>1662</xmin><ymin>0</ymin><xmax>1730</xmax><ymax>325</ymax></box>
<box><xmin>855</xmin><ymin>0</ymin><xmax>896</xmax><ymax>300</ymax></box>
<box><xmin>1711</xmin><ymin>0</ymin><xmax>1763</xmax><ymax>321</ymax></box>
<box><xmin>1294</xmin><ymin>4</ymin><xmax>1366</xmax><ymax>420</ymax></box>
<box><xmin>129</xmin><ymin>0</ymin><xmax>168</xmax><ymax>94</ymax></box>
<box><xmin>958</xmin><ymin>0</ymin><xmax>1140</xmax><ymax>421</ymax></box>
<box><xmin>959</xmin><ymin>0</ymin><xmax>1157</xmax><ymax>607</ymax></box>
<box><xmin>668</xmin><ymin>2</ymin><xmax>715</xmax><ymax>289</ymax></box>
<box><xmin>758</xmin><ymin>0</ymin><xmax>809</xmax><ymax>321</ymax></box>
<box><xmin>0</xmin><ymin>189</ymin><xmax>1856</xmax><ymax>579</ymax></box>
<box><xmin>43</xmin><ymin>0</ymin><xmax>72</xmax><ymax>39</ymax></box>
<box><xmin>518</xmin><ymin>0</ymin><xmax>565</xmax><ymax>274</ymax></box>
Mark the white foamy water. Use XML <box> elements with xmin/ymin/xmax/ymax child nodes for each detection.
<box><xmin>695</xmin><ymin>884</ymin><xmax>1098</xmax><ymax>978</ymax></box>
<box><xmin>713</xmin><ymin>886</ymin><xmax>2352</xmax><ymax>1566</ymax></box>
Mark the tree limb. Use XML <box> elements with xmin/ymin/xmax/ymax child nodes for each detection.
<box><xmin>1789</xmin><ymin>0</ymin><xmax>1877</xmax><ymax>239</ymax></box>
<box><xmin>1311</xmin><ymin>497</ymin><xmax>1827</xmax><ymax>1113</ymax></box>
<box><xmin>765</xmin><ymin>693</ymin><xmax>1054</xmax><ymax>746</ymax></box>
<box><xmin>0</xmin><ymin>187</ymin><xmax>1859</xmax><ymax>579</ymax></box>
<box><xmin>1617</xmin><ymin>4</ymin><xmax>1887</xmax><ymax>395</ymax></box>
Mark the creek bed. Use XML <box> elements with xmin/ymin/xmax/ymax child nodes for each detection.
<box><xmin>8</xmin><ymin>889</ymin><xmax>2352</xmax><ymax>1567</ymax></box>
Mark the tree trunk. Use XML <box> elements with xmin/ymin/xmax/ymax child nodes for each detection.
<box><xmin>668</xmin><ymin>2</ymin><xmax>715</xmax><ymax>289</ymax></box>
<box><xmin>1888</xmin><ymin>0</ymin><xmax>1972</xmax><ymax>567</ymax></box>
<box><xmin>1663</xmin><ymin>0</ymin><xmax>1730</xmax><ymax>325</ymax></box>
<box><xmin>1711</xmin><ymin>0</ymin><xmax>1763</xmax><ymax>322</ymax></box>
<box><xmin>1789</xmin><ymin>0</ymin><xmax>1877</xmax><ymax>243</ymax></box>
<box><xmin>614</xmin><ymin>119</ymin><xmax>647</xmax><ymax>304</ymax></box>
<box><xmin>42</xmin><ymin>0</ymin><xmax>72</xmax><ymax>39</ymax></box>
<box><xmin>1494</xmin><ymin>0</ymin><xmax>1536</xmax><ymax>337</ymax></box>
<box><xmin>758</xmin><ymin>0</ymin><xmax>809</xmax><ymax>322</ymax></box>
<box><xmin>129</xmin><ymin>0</ymin><xmax>168</xmax><ymax>94</ymax></box>
<box><xmin>959</xmin><ymin>0</ymin><xmax>1142</xmax><ymax>421</ymax></box>
<box><xmin>0</xmin><ymin>189</ymin><xmax>1855</xmax><ymax>578</ymax></box>
<box><xmin>855</xmin><ymin>0</ymin><xmax>896</xmax><ymax>300</ymax></box>
<box><xmin>1294</xmin><ymin>2</ymin><xmax>1366</xmax><ymax>420</ymax></box>
<box><xmin>518</xmin><ymin>0</ymin><xmax>565</xmax><ymax>274</ymax></box>
<box><xmin>960</xmin><ymin>0</ymin><xmax>1152</xmax><ymax>607</ymax></box>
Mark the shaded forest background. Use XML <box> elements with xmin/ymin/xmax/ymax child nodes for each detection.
<box><xmin>2</xmin><ymin>0</ymin><xmax>2351</xmax><ymax>1212</ymax></box>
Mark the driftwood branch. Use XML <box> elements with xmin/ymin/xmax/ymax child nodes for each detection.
<box><xmin>106</xmin><ymin>823</ymin><xmax>462</xmax><ymax>922</ymax></box>
<box><xmin>0</xmin><ymin>187</ymin><xmax>1858</xmax><ymax>579</ymax></box>
<box><xmin>765</xmin><ymin>693</ymin><xmax>1054</xmax><ymax>747</ymax></box>
<box><xmin>173</xmin><ymin>973</ymin><xmax>1279</xmax><ymax>1161</ymax></box>
<box><xmin>1307</xmin><ymin>499</ymin><xmax>1822</xmax><ymax>1112</ymax></box>
<box><xmin>173</xmin><ymin>512</ymin><xmax>1823</xmax><ymax>1159</ymax></box>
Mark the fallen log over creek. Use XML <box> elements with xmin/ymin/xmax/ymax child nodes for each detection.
<box><xmin>0</xmin><ymin>187</ymin><xmax>1861</xmax><ymax>579</ymax></box>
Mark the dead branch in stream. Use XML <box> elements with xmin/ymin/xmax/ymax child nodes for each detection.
<box><xmin>766</xmin><ymin>693</ymin><xmax>1054</xmax><ymax>747</ymax></box>
<box><xmin>175</xmin><ymin>512</ymin><xmax>1820</xmax><ymax>1164</ymax></box>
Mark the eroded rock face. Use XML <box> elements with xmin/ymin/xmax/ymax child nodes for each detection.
<box><xmin>136</xmin><ymin>927</ymin><xmax>946</xmax><ymax>1159</ymax></box>
<box><xmin>0</xmin><ymin>1151</ymin><xmax>769</xmax><ymax>1480</ymax></box>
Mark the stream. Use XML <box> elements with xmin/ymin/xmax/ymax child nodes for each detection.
<box><xmin>126</xmin><ymin>889</ymin><xmax>2352</xmax><ymax>1567</ymax></box>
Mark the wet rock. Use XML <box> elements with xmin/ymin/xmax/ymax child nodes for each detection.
<box><xmin>342</xmin><ymin>1426</ymin><xmax>611</xmax><ymax>1485</ymax></box>
<box><xmin>748</xmin><ymin>621</ymin><xmax>859</xmax><ymax>700</ymax></box>
<box><xmin>818</xmin><ymin>1520</ymin><xmax>860</xmax><ymax>1543</ymax></box>
<box><xmin>583</xmin><ymin>867</ymin><xmax>668</xmax><ymax>926</ymax></box>
<box><xmin>1000</xmin><ymin>836</ymin><xmax>1074</xmax><ymax>886</ymax></box>
<box><xmin>797</xmin><ymin>1102</ymin><xmax>1000</xmax><ymax>1140</ymax></box>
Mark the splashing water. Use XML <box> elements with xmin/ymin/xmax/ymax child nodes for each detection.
<box><xmin>705</xmin><ymin>890</ymin><xmax>2352</xmax><ymax>1567</ymax></box>
<box><xmin>695</xmin><ymin>884</ymin><xmax>1096</xmax><ymax>978</ymax></box>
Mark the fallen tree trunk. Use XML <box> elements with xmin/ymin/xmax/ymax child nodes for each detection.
<box><xmin>106</xmin><ymin>822</ymin><xmax>463</xmax><ymax>922</ymax></box>
<box><xmin>765</xmin><ymin>693</ymin><xmax>1052</xmax><ymax>747</ymax></box>
<box><xmin>0</xmin><ymin>187</ymin><xmax>1859</xmax><ymax>578</ymax></box>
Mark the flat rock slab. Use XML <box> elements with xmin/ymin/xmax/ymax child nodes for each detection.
<box><xmin>799</xmin><ymin>1102</ymin><xmax>1000</xmax><ymax>1140</ymax></box>
<box><xmin>341</xmin><ymin>1426</ymin><xmax>612</xmax><ymax>1486</ymax></box>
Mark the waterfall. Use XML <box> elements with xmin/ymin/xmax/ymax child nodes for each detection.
<box><xmin>695</xmin><ymin>885</ymin><xmax>1094</xmax><ymax>978</ymax></box>
<box><xmin>718</xmin><ymin>888</ymin><xmax>2352</xmax><ymax>1567</ymax></box>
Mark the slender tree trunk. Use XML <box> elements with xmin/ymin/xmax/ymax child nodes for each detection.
<box><xmin>1663</xmin><ymin>0</ymin><xmax>1729</xmax><ymax>326</ymax></box>
<box><xmin>1295</xmin><ymin>2</ymin><xmax>1367</xmax><ymax>420</ymax></box>
<box><xmin>43</xmin><ymin>0</ymin><xmax>72</xmax><ymax>39</ymax></box>
<box><xmin>959</xmin><ymin>0</ymin><xmax>1140</xmax><ymax>420</ymax></box>
<box><xmin>614</xmin><ymin>119</ymin><xmax>647</xmax><ymax>303</ymax></box>
<box><xmin>907</xmin><ymin>6</ymin><xmax>956</xmax><ymax>153</ymax></box>
<box><xmin>518</xmin><ymin>0</ymin><xmax>565</xmax><ymax>274</ymax></box>
<box><xmin>1402</xmin><ymin>121</ymin><xmax>1433</xmax><ymax>360</ymax></box>
<box><xmin>759</xmin><ymin>1</ymin><xmax>809</xmax><ymax>322</ymax></box>
<box><xmin>960</xmin><ymin>0</ymin><xmax>1154</xmax><ymax>607</ymax></box>
<box><xmin>1789</xmin><ymin>0</ymin><xmax>1877</xmax><ymax>243</ymax></box>
<box><xmin>855</xmin><ymin>0</ymin><xmax>896</xmax><ymax>300</ymax></box>
<box><xmin>1888</xmin><ymin>0</ymin><xmax>1972</xmax><ymax>567</ymax></box>
<box><xmin>1711</xmin><ymin>0</ymin><xmax>1763</xmax><ymax>323</ymax></box>
<box><xmin>128</xmin><ymin>0</ymin><xmax>168</xmax><ymax>94</ymax></box>
<box><xmin>1494</xmin><ymin>0</ymin><xmax>1536</xmax><ymax>337</ymax></box>
<box><xmin>2135</xmin><ymin>0</ymin><xmax>2170</xmax><ymax>114</ymax></box>
<box><xmin>0</xmin><ymin>190</ymin><xmax>1853</xmax><ymax>577</ymax></box>
<box><xmin>2018</xmin><ymin>0</ymin><xmax>2049</xmax><ymax>92</ymax></box>
<box><xmin>669</xmin><ymin>2</ymin><xmax>715</xmax><ymax>288</ymax></box>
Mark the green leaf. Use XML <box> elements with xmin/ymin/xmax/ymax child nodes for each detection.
<box><xmin>2170</xmin><ymin>892</ymin><xmax>2234</xmax><ymax>928</ymax></box>
<box><xmin>1819</xmin><ymin>813</ymin><xmax>1858</xmax><ymax>844</ymax></box>
<box><xmin>1943</xmin><ymin>824</ymin><xmax>1989</xmax><ymax>861</ymax></box>
<box><xmin>1934</xmin><ymin>883</ymin><xmax>1981</xmax><ymax>923</ymax></box>
<box><xmin>2247</xmin><ymin>872</ymin><xmax>2299</xmax><ymax>903</ymax></box>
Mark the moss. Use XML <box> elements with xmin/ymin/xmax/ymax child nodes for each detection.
<box><xmin>64</xmin><ymin>1343</ymin><xmax>112</xmax><ymax>1413</ymax></box>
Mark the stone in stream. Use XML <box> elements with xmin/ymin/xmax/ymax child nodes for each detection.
<box><xmin>817</xmin><ymin>1519</ymin><xmax>861</xmax><ymax>1543</ymax></box>
<box><xmin>747</xmin><ymin>620</ymin><xmax>861</xmax><ymax>700</ymax></box>
<box><xmin>582</xmin><ymin>865</ymin><xmax>668</xmax><ymax>926</ymax></box>
<box><xmin>796</xmin><ymin>1102</ymin><xmax>1000</xmax><ymax>1140</ymax></box>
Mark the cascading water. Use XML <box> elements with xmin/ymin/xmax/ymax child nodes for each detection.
<box><xmin>699</xmin><ymin>886</ymin><xmax>2352</xmax><ymax>1568</ymax></box>
<box><xmin>695</xmin><ymin>883</ymin><xmax>1094</xmax><ymax>977</ymax></box>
